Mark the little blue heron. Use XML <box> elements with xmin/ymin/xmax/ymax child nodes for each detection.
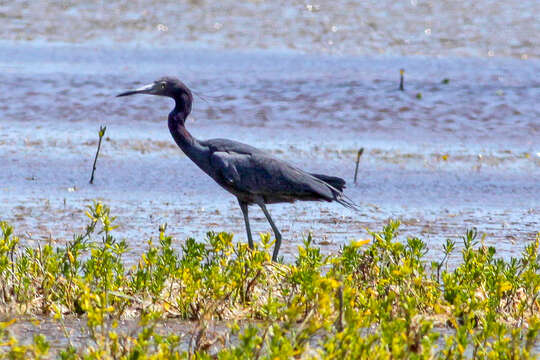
<box><xmin>117</xmin><ymin>77</ymin><xmax>358</xmax><ymax>261</ymax></box>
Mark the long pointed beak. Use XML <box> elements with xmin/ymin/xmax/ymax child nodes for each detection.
<box><xmin>116</xmin><ymin>83</ymin><xmax>156</xmax><ymax>97</ymax></box>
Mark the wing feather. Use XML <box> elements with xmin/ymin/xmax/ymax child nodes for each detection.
<box><xmin>203</xmin><ymin>138</ymin><xmax>357</xmax><ymax>208</ymax></box>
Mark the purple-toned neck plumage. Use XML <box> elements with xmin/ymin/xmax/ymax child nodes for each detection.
<box><xmin>117</xmin><ymin>76</ymin><xmax>208</xmax><ymax>169</ymax></box>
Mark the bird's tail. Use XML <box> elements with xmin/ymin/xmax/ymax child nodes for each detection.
<box><xmin>308</xmin><ymin>172</ymin><xmax>360</xmax><ymax>211</ymax></box>
<box><xmin>310</xmin><ymin>173</ymin><xmax>346</xmax><ymax>191</ymax></box>
<box><xmin>336</xmin><ymin>193</ymin><xmax>361</xmax><ymax>212</ymax></box>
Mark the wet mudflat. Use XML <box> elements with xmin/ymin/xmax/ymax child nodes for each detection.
<box><xmin>0</xmin><ymin>43</ymin><xmax>538</xmax><ymax>265</ymax></box>
<box><xmin>2</xmin><ymin>0</ymin><xmax>538</xmax><ymax>58</ymax></box>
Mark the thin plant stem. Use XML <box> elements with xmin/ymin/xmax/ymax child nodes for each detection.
<box><xmin>90</xmin><ymin>125</ymin><xmax>107</xmax><ymax>184</ymax></box>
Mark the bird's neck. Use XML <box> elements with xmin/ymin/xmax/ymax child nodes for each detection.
<box><xmin>168</xmin><ymin>109</ymin><xmax>193</xmax><ymax>148</ymax></box>
<box><xmin>167</xmin><ymin>105</ymin><xmax>206</xmax><ymax>163</ymax></box>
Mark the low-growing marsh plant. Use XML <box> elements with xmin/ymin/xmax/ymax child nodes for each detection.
<box><xmin>0</xmin><ymin>202</ymin><xmax>538</xmax><ymax>358</ymax></box>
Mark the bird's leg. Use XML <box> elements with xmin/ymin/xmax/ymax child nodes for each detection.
<box><xmin>238</xmin><ymin>200</ymin><xmax>254</xmax><ymax>250</ymax></box>
<box><xmin>258</xmin><ymin>202</ymin><xmax>282</xmax><ymax>262</ymax></box>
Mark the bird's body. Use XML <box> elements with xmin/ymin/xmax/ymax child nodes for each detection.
<box><xmin>118</xmin><ymin>77</ymin><xmax>358</xmax><ymax>261</ymax></box>
<box><xmin>191</xmin><ymin>136</ymin><xmax>347</xmax><ymax>206</ymax></box>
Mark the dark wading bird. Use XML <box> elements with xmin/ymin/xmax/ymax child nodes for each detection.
<box><xmin>117</xmin><ymin>77</ymin><xmax>358</xmax><ymax>261</ymax></box>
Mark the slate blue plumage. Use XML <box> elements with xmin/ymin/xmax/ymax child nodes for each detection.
<box><xmin>118</xmin><ymin>77</ymin><xmax>358</xmax><ymax>261</ymax></box>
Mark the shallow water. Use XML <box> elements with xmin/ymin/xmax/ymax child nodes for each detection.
<box><xmin>1</xmin><ymin>0</ymin><xmax>539</xmax><ymax>59</ymax></box>
<box><xmin>0</xmin><ymin>42</ymin><xmax>538</xmax><ymax>264</ymax></box>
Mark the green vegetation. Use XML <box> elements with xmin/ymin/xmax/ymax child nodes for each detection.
<box><xmin>0</xmin><ymin>202</ymin><xmax>538</xmax><ymax>359</ymax></box>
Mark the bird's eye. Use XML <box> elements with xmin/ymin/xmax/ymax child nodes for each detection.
<box><xmin>160</xmin><ymin>83</ymin><xmax>166</xmax><ymax>89</ymax></box>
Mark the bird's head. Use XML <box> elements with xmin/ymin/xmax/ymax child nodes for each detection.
<box><xmin>117</xmin><ymin>77</ymin><xmax>193</xmax><ymax>116</ymax></box>
<box><xmin>117</xmin><ymin>77</ymin><xmax>192</xmax><ymax>100</ymax></box>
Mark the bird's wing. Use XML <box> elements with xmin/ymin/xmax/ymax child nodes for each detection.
<box><xmin>204</xmin><ymin>138</ymin><xmax>358</xmax><ymax>209</ymax></box>
<box><xmin>200</xmin><ymin>138</ymin><xmax>263</xmax><ymax>155</ymax></box>
<box><xmin>209</xmin><ymin>150</ymin><xmax>339</xmax><ymax>203</ymax></box>
<box><xmin>209</xmin><ymin>151</ymin><xmax>242</xmax><ymax>186</ymax></box>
